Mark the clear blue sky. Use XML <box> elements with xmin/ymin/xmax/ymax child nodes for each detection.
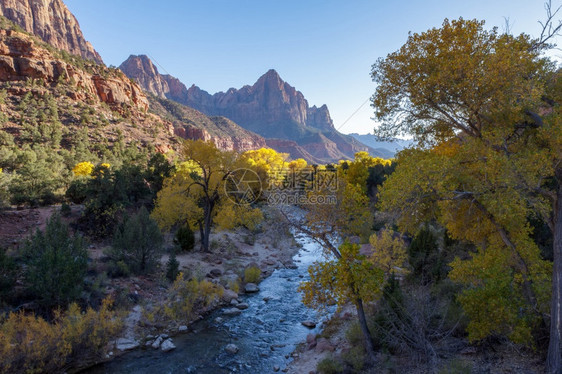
<box><xmin>65</xmin><ymin>0</ymin><xmax>559</xmax><ymax>135</ymax></box>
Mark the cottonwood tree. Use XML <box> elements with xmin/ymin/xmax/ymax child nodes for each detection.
<box><xmin>283</xmin><ymin>167</ymin><xmax>381</xmax><ymax>365</ymax></box>
<box><xmin>152</xmin><ymin>140</ymin><xmax>262</xmax><ymax>251</ymax></box>
<box><xmin>371</xmin><ymin>12</ymin><xmax>562</xmax><ymax>371</ymax></box>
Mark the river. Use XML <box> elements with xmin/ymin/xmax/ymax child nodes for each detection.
<box><xmin>86</xmin><ymin>231</ymin><xmax>329</xmax><ymax>374</ymax></box>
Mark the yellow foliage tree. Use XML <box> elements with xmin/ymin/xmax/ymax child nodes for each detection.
<box><xmin>72</xmin><ymin>161</ymin><xmax>94</xmax><ymax>177</ymax></box>
<box><xmin>288</xmin><ymin>158</ymin><xmax>307</xmax><ymax>170</ymax></box>
<box><xmin>369</xmin><ymin>229</ymin><xmax>409</xmax><ymax>277</ymax></box>
<box><xmin>152</xmin><ymin>140</ymin><xmax>263</xmax><ymax>251</ymax></box>
<box><xmin>213</xmin><ymin>202</ymin><xmax>263</xmax><ymax>232</ymax></box>
<box><xmin>286</xmin><ymin>167</ymin><xmax>378</xmax><ymax>364</ymax></box>
<box><xmin>340</xmin><ymin>152</ymin><xmax>391</xmax><ymax>194</ymax></box>
<box><xmin>241</xmin><ymin>148</ymin><xmax>288</xmax><ymax>175</ymax></box>
<box><xmin>299</xmin><ymin>242</ymin><xmax>383</xmax><ymax>365</ymax></box>
<box><xmin>372</xmin><ymin>16</ymin><xmax>561</xmax><ymax>367</ymax></box>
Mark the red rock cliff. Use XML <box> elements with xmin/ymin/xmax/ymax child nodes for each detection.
<box><xmin>0</xmin><ymin>28</ymin><xmax>147</xmax><ymax>111</ymax></box>
<box><xmin>0</xmin><ymin>0</ymin><xmax>103</xmax><ymax>64</ymax></box>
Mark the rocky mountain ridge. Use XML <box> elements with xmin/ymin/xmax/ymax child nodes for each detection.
<box><xmin>120</xmin><ymin>55</ymin><xmax>381</xmax><ymax>162</ymax></box>
<box><xmin>182</xmin><ymin>69</ymin><xmax>336</xmax><ymax>136</ymax></box>
<box><xmin>0</xmin><ymin>0</ymin><xmax>103</xmax><ymax>64</ymax></box>
<box><xmin>0</xmin><ymin>15</ymin><xmax>265</xmax><ymax>155</ymax></box>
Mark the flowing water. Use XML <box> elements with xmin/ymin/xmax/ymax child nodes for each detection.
<box><xmin>87</xmin><ymin>231</ymin><xmax>329</xmax><ymax>374</ymax></box>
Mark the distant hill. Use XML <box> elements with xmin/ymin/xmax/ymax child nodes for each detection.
<box><xmin>120</xmin><ymin>55</ymin><xmax>380</xmax><ymax>163</ymax></box>
<box><xmin>348</xmin><ymin>133</ymin><xmax>412</xmax><ymax>158</ymax></box>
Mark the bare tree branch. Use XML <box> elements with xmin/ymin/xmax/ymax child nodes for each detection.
<box><xmin>534</xmin><ymin>0</ymin><xmax>562</xmax><ymax>50</ymax></box>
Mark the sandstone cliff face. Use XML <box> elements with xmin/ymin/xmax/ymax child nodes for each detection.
<box><xmin>120</xmin><ymin>61</ymin><xmax>337</xmax><ymax>136</ymax></box>
<box><xmin>119</xmin><ymin>54</ymin><xmax>374</xmax><ymax>162</ymax></box>
<box><xmin>173</xmin><ymin>121</ymin><xmax>266</xmax><ymax>153</ymax></box>
<box><xmin>307</xmin><ymin>105</ymin><xmax>334</xmax><ymax>131</ymax></box>
<box><xmin>120</xmin><ymin>55</ymin><xmax>190</xmax><ymax>104</ymax></box>
<box><xmin>119</xmin><ymin>55</ymin><xmax>169</xmax><ymax>99</ymax></box>
<box><xmin>147</xmin><ymin>96</ymin><xmax>266</xmax><ymax>153</ymax></box>
<box><xmin>0</xmin><ymin>0</ymin><xmax>103</xmax><ymax>64</ymax></box>
<box><xmin>0</xmin><ymin>29</ymin><xmax>147</xmax><ymax>111</ymax></box>
<box><xmin>184</xmin><ymin>69</ymin><xmax>336</xmax><ymax>135</ymax></box>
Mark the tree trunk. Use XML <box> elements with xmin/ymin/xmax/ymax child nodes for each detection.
<box><xmin>547</xmin><ymin>178</ymin><xmax>562</xmax><ymax>373</ymax></box>
<box><xmin>355</xmin><ymin>298</ymin><xmax>377</xmax><ymax>366</ymax></box>
<box><xmin>198</xmin><ymin>220</ymin><xmax>204</xmax><ymax>249</ymax></box>
<box><xmin>201</xmin><ymin>200</ymin><xmax>215</xmax><ymax>252</ymax></box>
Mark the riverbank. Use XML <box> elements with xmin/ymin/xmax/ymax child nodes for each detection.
<box><xmin>0</xmin><ymin>204</ymin><xmax>306</xmax><ymax>373</ymax></box>
<box><xmin>92</xmin><ymin>205</ymin><xmax>302</xmax><ymax>360</ymax></box>
<box><xmin>84</xmin><ymin>212</ymin><xmax>330</xmax><ymax>374</ymax></box>
<box><xmin>287</xmin><ymin>307</ymin><xmax>546</xmax><ymax>374</ymax></box>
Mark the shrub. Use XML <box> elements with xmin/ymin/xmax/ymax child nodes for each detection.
<box><xmin>166</xmin><ymin>250</ymin><xmax>180</xmax><ymax>282</ymax></box>
<box><xmin>438</xmin><ymin>359</ymin><xmax>473</xmax><ymax>374</ymax></box>
<box><xmin>227</xmin><ymin>278</ymin><xmax>240</xmax><ymax>294</ymax></box>
<box><xmin>23</xmin><ymin>214</ymin><xmax>88</xmax><ymax>310</ymax></box>
<box><xmin>317</xmin><ymin>357</ymin><xmax>343</xmax><ymax>374</ymax></box>
<box><xmin>342</xmin><ymin>345</ymin><xmax>365</xmax><ymax>371</ymax></box>
<box><xmin>72</xmin><ymin>162</ymin><xmax>94</xmax><ymax>176</ymax></box>
<box><xmin>174</xmin><ymin>224</ymin><xmax>195</xmax><ymax>252</ymax></box>
<box><xmin>60</xmin><ymin>202</ymin><xmax>71</xmax><ymax>217</ymax></box>
<box><xmin>66</xmin><ymin>178</ymin><xmax>89</xmax><ymax>204</ymax></box>
<box><xmin>107</xmin><ymin>260</ymin><xmax>130</xmax><ymax>278</ymax></box>
<box><xmin>0</xmin><ymin>298</ymin><xmax>122</xmax><ymax>373</ymax></box>
<box><xmin>244</xmin><ymin>266</ymin><xmax>261</xmax><ymax>284</ymax></box>
<box><xmin>0</xmin><ymin>248</ymin><xmax>18</xmax><ymax>304</ymax></box>
<box><xmin>408</xmin><ymin>226</ymin><xmax>445</xmax><ymax>284</ymax></box>
<box><xmin>372</xmin><ymin>280</ymin><xmax>461</xmax><ymax>363</ymax></box>
<box><xmin>152</xmin><ymin>273</ymin><xmax>224</xmax><ymax>324</ymax></box>
<box><xmin>109</xmin><ymin>207</ymin><xmax>163</xmax><ymax>275</ymax></box>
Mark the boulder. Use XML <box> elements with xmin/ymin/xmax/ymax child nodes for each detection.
<box><xmin>221</xmin><ymin>289</ymin><xmax>239</xmax><ymax>303</ymax></box>
<box><xmin>301</xmin><ymin>321</ymin><xmax>317</xmax><ymax>328</ymax></box>
<box><xmin>178</xmin><ymin>325</ymin><xmax>188</xmax><ymax>332</ymax></box>
<box><xmin>209</xmin><ymin>268</ymin><xmax>222</xmax><ymax>278</ymax></box>
<box><xmin>223</xmin><ymin>308</ymin><xmax>242</xmax><ymax>316</ymax></box>
<box><xmin>161</xmin><ymin>339</ymin><xmax>176</xmax><ymax>352</ymax></box>
<box><xmin>151</xmin><ymin>336</ymin><xmax>163</xmax><ymax>349</ymax></box>
<box><xmin>225</xmin><ymin>343</ymin><xmax>239</xmax><ymax>354</ymax></box>
<box><xmin>115</xmin><ymin>338</ymin><xmax>140</xmax><ymax>351</ymax></box>
<box><xmin>236</xmin><ymin>303</ymin><xmax>249</xmax><ymax>310</ymax></box>
<box><xmin>245</xmin><ymin>283</ymin><xmax>259</xmax><ymax>293</ymax></box>
<box><xmin>315</xmin><ymin>338</ymin><xmax>335</xmax><ymax>353</ymax></box>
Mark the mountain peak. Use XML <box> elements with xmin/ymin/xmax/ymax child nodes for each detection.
<box><xmin>0</xmin><ymin>0</ymin><xmax>103</xmax><ymax>64</ymax></box>
<box><xmin>121</xmin><ymin>55</ymin><xmax>159</xmax><ymax>75</ymax></box>
<box><xmin>264</xmin><ymin>68</ymin><xmax>280</xmax><ymax>78</ymax></box>
<box><xmin>256</xmin><ymin>69</ymin><xmax>283</xmax><ymax>86</ymax></box>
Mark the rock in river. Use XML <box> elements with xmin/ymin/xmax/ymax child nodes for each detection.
<box><xmin>236</xmin><ymin>302</ymin><xmax>249</xmax><ymax>310</ymax></box>
<box><xmin>245</xmin><ymin>283</ymin><xmax>259</xmax><ymax>293</ymax></box>
<box><xmin>301</xmin><ymin>321</ymin><xmax>317</xmax><ymax>328</ymax></box>
<box><xmin>161</xmin><ymin>339</ymin><xmax>176</xmax><ymax>352</ymax></box>
<box><xmin>225</xmin><ymin>343</ymin><xmax>239</xmax><ymax>354</ymax></box>
<box><xmin>223</xmin><ymin>308</ymin><xmax>242</xmax><ymax>316</ymax></box>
